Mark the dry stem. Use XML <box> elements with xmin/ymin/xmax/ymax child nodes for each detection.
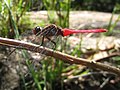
<box><xmin>0</xmin><ymin>37</ymin><xmax>120</xmax><ymax>75</ymax></box>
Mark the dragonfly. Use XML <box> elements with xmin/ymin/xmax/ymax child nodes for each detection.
<box><xmin>32</xmin><ymin>24</ymin><xmax>107</xmax><ymax>48</ymax></box>
<box><xmin>8</xmin><ymin>24</ymin><xmax>107</xmax><ymax>57</ymax></box>
<box><xmin>7</xmin><ymin>24</ymin><xmax>107</xmax><ymax>70</ymax></box>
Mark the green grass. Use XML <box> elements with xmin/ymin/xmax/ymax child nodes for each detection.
<box><xmin>1</xmin><ymin>0</ymin><xmax>120</xmax><ymax>90</ymax></box>
<box><xmin>106</xmin><ymin>3</ymin><xmax>120</xmax><ymax>35</ymax></box>
<box><xmin>0</xmin><ymin>0</ymin><xmax>31</xmax><ymax>38</ymax></box>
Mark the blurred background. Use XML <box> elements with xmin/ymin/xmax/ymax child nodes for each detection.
<box><xmin>0</xmin><ymin>0</ymin><xmax>120</xmax><ymax>90</ymax></box>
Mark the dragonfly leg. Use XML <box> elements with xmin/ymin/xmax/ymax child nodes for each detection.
<box><xmin>46</xmin><ymin>37</ymin><xmax>56</xmax><ymax>49</ymax></box>
<box><xmin>40</xmin><ymin>36</ymin><xmax>45</xmax><ymax>46</ymax></box>
<box><xmin>7</xmin><ymin>48</ymin><xmax>16</xmax><ymax>58</ymax></box>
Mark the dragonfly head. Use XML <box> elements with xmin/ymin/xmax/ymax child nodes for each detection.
<box><xmin>33</xmin><ymin>26</ymin><xmax>42</xmax><ymax>35</ymax></box>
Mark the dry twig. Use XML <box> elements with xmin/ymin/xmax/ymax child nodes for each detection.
<box><xmin>0</xmin><ymin>37</ymin><xmax>120</xmax><ymax>75</ymax></box>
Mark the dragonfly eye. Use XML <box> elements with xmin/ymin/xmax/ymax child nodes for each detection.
<box><xmin>35</xmin><ymin>26</ymin><xmax>42</xmax><ymax>33</ymax></box>
<box><xmin>33</xmin><ymin>26</ymin><xmax>42</xmax><ymax>35</ymax></box>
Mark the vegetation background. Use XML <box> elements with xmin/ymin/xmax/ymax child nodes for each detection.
<box><xmin>0</xmin><ymin>0</ymin><xmax>120</xmax><ymax>90</ymax></box>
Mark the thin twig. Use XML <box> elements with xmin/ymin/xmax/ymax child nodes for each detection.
<box><xmin>94</xmin><ymin>53</ymin><xmax>120</xmax><ymax>62</ymax></box>
<box><xmin>0</xmin><ymin>37</ymin><xmax>120</xmax><ymax>75</ymax></box>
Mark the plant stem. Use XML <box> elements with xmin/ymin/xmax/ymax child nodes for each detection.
<box><xmin>0</xmin><ymin>37</ymin><xmax>120</xmax><ymax>76</ymax></box>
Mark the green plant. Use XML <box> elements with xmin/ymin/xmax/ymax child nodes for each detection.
<box><xmin>0</xmin><ymin>0</ymin><xmax>35</xmax><ymax>90</ymax></box>
<box><xmin>42</xmin><ymin>0</ymin><xmax>70</xmax><ymax>28</ymax></box>
<box><xmin>106</xmin><ymin>3</ymin><xmax>120</xmax><ymax>35</ymax></box>
<box><xmin>0</xmin><ymin>0</ymin><xmax>31</xmax><ymax>38</ymax></box>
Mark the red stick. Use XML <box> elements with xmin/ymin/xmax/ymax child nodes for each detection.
<box><xmin>62</xmin><ymin>28</ymin><xmax>107</xmax><ymax>36</ymax></box>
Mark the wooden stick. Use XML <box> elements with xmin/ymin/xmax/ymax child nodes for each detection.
<box><xmin>0</xmin><ymin>37</ymin><xmax>120</xmax><ymax>75</ymax></box>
